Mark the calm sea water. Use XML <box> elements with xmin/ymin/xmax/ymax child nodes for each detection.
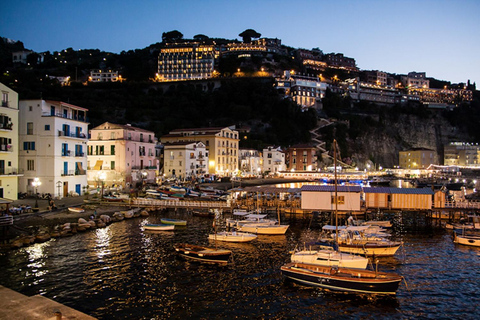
<box><xmin>1</xmin><ymin>210</ymin><xmax>479</xmax><ymax>320</ymax></box>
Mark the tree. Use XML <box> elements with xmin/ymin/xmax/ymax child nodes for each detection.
<box><xmin>239</xmin><ymin>29</ymin><xmax>261</xmax><ymax>43</ymax></box>
<box><xmin>193</xmin><ymin>34</ymin><xmax>209</xmax><ymax>42</ymax></box>
<box><xmin>162</xmin><ymin>30</ymin><xmax>183</xmax><ymax>43</ymax></box>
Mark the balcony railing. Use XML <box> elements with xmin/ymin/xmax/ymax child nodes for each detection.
<box><xmin>0</xmin><ymin>122</ymin><xmax>13</xmax><ymax>130</ymax></box>
<box><xmin>75</xmin><ymin>152</ymin><xmax>85</xmax><ymax>157</ymax></box>
<box><xmin>75</xmin><ymin>169</ymin><xmax>86</xmax><ymax>175</ymax></box>
<box><xmin>0</xmin><ymin>167</ymin><xmax>23</xmax><ymax>175</ymax></box>
<box><xmin>61</xmin><ymin>170</ymin><xmax>75</xmax><ymax>176</ymax></box>
<box><xmin>61</xmin><ymin>150</ymin><xmax>71</xmax><ymax>156</ymax></box>
<box><xmin>58</xmin><ymin>130</ymin><xmax>87</xmax><ymax>139</ymax></box>
<box><xmin>42</xmin><ymin>112</ymin><xmax>89</xmax><ymax>123</ymax></box>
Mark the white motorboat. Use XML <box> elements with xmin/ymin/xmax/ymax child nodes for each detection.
<box><xmin>453</xmin><ymin>230</ymin><xmax>480</xmax><ymax>247</ymax></box>
<box><xmin>226</xmin><ymin>211</ymin><xmax>277</xmax><ymax>228</ymax></box>
<box><xmin>144</xmin><ymin>224</ymin><xmax>175</xmax><ymax>231</ymax></box>
<box><xmin>208</xmin><ymin>231</ymin><xmax>257</xmax><ymax>242</ymax></box>
<box><xmin>291</xmin><ymin>244</ymin><xmax>369</xmax><ymax>269</ymax></box>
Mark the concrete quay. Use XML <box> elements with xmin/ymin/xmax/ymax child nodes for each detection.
<box><xmin>0</xmin><ymin>285</ymin><xmax>96</xmax><ymax>319</ymax></box>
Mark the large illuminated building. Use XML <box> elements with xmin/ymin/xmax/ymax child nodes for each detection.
<box><xmin>157</xmin><ymin>43</ymin><xmax>216</xmax><ymax>81</ymax></box>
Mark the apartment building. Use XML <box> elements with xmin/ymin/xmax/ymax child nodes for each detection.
<box><xmin>87</xmin><ymin>122</ymin><xmax>158</xmax><ymax>189</ymax></box>
<box><xmin>277</xmin><ymin>71</ymin><xmax>327</xmax><ymax>108</ymax></box>
<box><xmin>163</xmin><ymin>141</ymin><xmax>207</xmax><ymax>180</ymax></box>
<box><xmin>239</xmin><ymin>148</ymin><xmax>262</xmax><ymax>177</ymax></box>
<box><xmin>0</xmin><ymin>83</ymin><xmax>20</xmax><ymax>200</ymax></box>
<box><xmin>285</xmin><ymin>144</ymin><xmax>317</xmax><ymax>171</ymax></box>
<box><xmin>160</xmin><ymin>126</ymin><xmax>239</xmax><ymax>176</ymax></box>
<box><xmin>262</xmin><ymin>146</ymin><xmax>285</xmax><ymax>175</ymax></box>
<box><xmin>18</xmin><ymin>100</ymin><xmax>89</xmax><ymax>198</ymax></box>
<box><xmin>323</xmin><ymin>53</ymin><xmax>357</xmax><ymax>71</ymax></box>
<box><xmin>157</xmin><ymin>43</ymin><xmax>216</xmax><ymax>82</ymax></box>
<box><xmin>89</xmin><ymin>69</ymin><xmax>121</xmax><ymax>82</ymax></box>
<box><xmin>401</xmin><ymin>72</ymin><xmax>430</xmax><ymax>89</ymax></box>
<box><xmin>444</xmin><ymin>142</ymin><xmax>480</xmax><ymax>167</ymax></box>
<box><xmin>399</xmin><ymin>148</ymin><xmax>437</xmax><ymax>169</ymax></box>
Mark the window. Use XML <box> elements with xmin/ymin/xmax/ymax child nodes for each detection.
<box><xmin>45</xmin><ymin>125</ymin><xmax>50</xmax><ymax>131</ymax></box>
<box><xmin>331</xmin><ymin>196</ymin><xmax>345</xmax><ymax>205</ymax></box>
<box><xmin>111</xmin><ymin>132</ymin><xmax>116</xmax><ymax>139</ymax></box>
<box><xmin>111</xmin><ymin>145</ymin><xmax>115</xmax><ymax>155</ymax></box>
<box><xmin>27</xmin><ymin>122</ymin><xmax>33</xmax><ymax>135</ymax></box>
<box><xmin>27</xmin><ymin>159</ymin><xmax>35</xmax><ymax>170</ymax></box>
<box><xmin>23</xmin><ymin>141</ymin><xmax>35</xmax><ymax>150</ymax></box>
<box><xmin>111</xmin><ymin>161</ymin><xmax>115</xmax><ymax>169</ymax></box>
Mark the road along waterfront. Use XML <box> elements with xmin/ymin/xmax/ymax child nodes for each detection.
<box><xmin>0</xmin><ymin>209</ymin><xmax>479</xmax><ymax>319</ymax></box>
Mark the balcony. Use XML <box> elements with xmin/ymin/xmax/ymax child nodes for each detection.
<box><xmin>61</xmin><ymin>170</ymin><xmax>75</xmax><ymax>176</ymax></box>
<box><xmin>75</xmin><ymin>152</ymin><xmax>85</xmax><ymax>157</ymax></box>
<box><xmin>61</xmin><ymin>150</ymin><xmax>71</xmax><ymax>157</ymax></box>
<box><xmin>42</xmin><ymin>112</ymin><xmax>89</xmax><ymax>123</ymax></box>
<box><xmin>58</xmin><ymin>130</ymin><xmax>87</xmax><ymax>139</ymax></box>
<box><xmin>0</xmin><ymin>122</ymin><xmax>13</xmax><ymax>131</ymax></box>
<box><xmin>0</xmin><ymin>168</ymin><xmax>23</xmax><ymax>176</ymax></box>
<box><xmin>0</xmin><ymin>144</ymin><xmax>13</xmax><ymax>152</ymax></box>
<box><xmin>75</xmin><ymin>169</ymin><xmax>86</xmax><ymax>175</ymax></box>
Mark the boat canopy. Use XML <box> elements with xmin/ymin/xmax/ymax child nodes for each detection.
<box><xmin>322</xmin><ymin>225</ymin><xmax>347</xmax><ymax>231</ymax></box>
<box><xmin>345</xmin><ymin>226</ymin><xmax>370</xmax><ymax>232</ymax></box>
<box><xmin>232</xmin><ymin>210</ymin><xmax>252</xmax><ymax>216</ymax></box>
<box><xmin>245</xmin><ymin>214</ymin><xmax>268</xmax><ymax>219</ymax></box>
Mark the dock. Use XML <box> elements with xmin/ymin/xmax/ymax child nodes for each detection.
<box><xmin>0</xmin><ymin>286</ymin><xmax>96</xmax><ymax>320</ymax></box>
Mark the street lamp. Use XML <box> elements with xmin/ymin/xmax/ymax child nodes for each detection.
<box><xmin>32</xmin><ymin>177</ymin><xmax>41</xmax><ymax>209</ymax></box>
<box><xmin>56</xmin><ymin>181</ymin><xmax>62</xmax><ymax>199</ymax></box>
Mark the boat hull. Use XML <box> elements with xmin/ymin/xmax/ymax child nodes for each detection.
<box><xmin>161</xmin><ymin>218</ymin><xmax>187</xmax><ymax>226</ymax></box>
<box><xmin>454</xmin><ymin>233</ymin><xmax>480</xmax><ymax>247</ymax></box>
<box><xmin>281</xmin><ymin>262</ymin><xmax>402</xmax><ymax>295</ymax></box>
<box><xmin>68</xmin><ymin>207</ymin><xmax>85</xmax><ymax>213</ymax></box>
<box><xmin>338</xmin><ymin>242</ymin><xmax>401</xmax><ymax>257</ymax></box>
<box><xmin>174</xmin><ymin>243</ymin><xmax>232</xmax><ymax>265</ymax></box>
<box><xmin>144</xmin><ymin>224</ymin><xmax>175</xmax><ymax>231</ymax></box>
<box><xmin>238</xmin><ymin>224</ymin><xmax>289</xmax><ymax>235</ymax></box>
<box><xmin>208</xmin><ymin>231</ymin><xmax>257</xmax><ymax>243</ymax></box>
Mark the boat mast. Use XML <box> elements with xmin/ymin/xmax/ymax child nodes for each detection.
<box><xmin>334</xmin><ymin>139</ymin><xmax>339</xmax><ymax>249</ymax></box>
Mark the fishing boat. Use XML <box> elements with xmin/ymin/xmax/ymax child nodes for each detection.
<box><xmin>208</xmin><ymin>230</ymin><xmax>257</xmax><ymax>243</ymax></box>
<box><xmin>144</xmin><ymin>224</ymin><xmax>175</xmax><ymax>231</ymax></box>
<box><xmin>291</xmin><ymin>243</ymin><xmax>369</xmax><ymax>269</ymax></box>
<box><xmin>453</xmin><ymin>229</ymin><xmax>480</xmax><ymax>247</ymax></box>
<box><xmin>173</xmin><ymin>243</ymin><xmax>232</xmax><ymax>265</ymax></box>
<box><xmin>68</xmin><ymin>207</ymin><xmax>85</xmax><ymax>213</ymax></box>
<box><xmin>280</xmin><ymin>262</ymin><xmax>402</xmax><ymax>295</ymax></box>
<box><xmin>161</xmin><ymin>218</ymin><xmax>187</xmax><ymax>226</ymax></box>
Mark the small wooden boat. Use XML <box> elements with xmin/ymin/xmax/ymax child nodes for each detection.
<box><xmin>192</xmin><ymin>209</ymin><xmax>215</xmax><ymax>217</ymax></box>
<box><xmin>453</xmin><ymin>230</ymin><xmax>480</xmax><ymax>247</ymax></box>
<box><xmin>103</xmin><ymin>196</ymin><xmax>124</xmax><ymax>202</ymax></box>
<box><xmin>281</xmin><ymin>262</ymin><xmax>402</xmax><ymax>295</ymax></box>
<box><xmin>208</xmin><ymin>231</ymin><xmax>257</xmax><ymax>243</ymax></box>
<box><xmin>144</xmin><ymin>224</ymin><xmax>175</xmax><ymax>231</ymax></box>
<box><xmin>68</xmin><ymin>207</ymin><xmax>85</xmax><ymax>213</ymax></box>
<box><xmin>161</xmin><ymin>218</ymin><xmax>187</xmax><ymax>226</ymax></box>
<box><xmin>173</xmin><ymin>243</ymin><xmax>232</xmax><ymax>265</ymax></box>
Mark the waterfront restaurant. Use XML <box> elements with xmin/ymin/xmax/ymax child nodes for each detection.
<box><xmin>363</xmin><ymin>187</ymin><xmax>434</xmax><ymax>210</ymax></box>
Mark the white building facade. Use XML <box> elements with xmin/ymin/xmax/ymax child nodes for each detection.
<box><xmin>18</xmin><ymin>100</ymin><xmax>89</xmax><ymax>198</ymax></box>
<box><xmin>262</xmin><ymin>146</ymin><xmax>286</xmax><ymax>175</ymax></box>
<box><xmin>239</xmin><ymin>148</ymin><xmax>262</xmax><ymax>177</ymax></box>
<box><xmin>0</xmin><ymin>83</ymin><xmax>20</xmax><ymax>200</ymax></box>
<box><xmin>87</xmin><ymin>122</ymin><xmax>158</xmax><ymax>190</ymax></box>
<box><xmin>163</xmin><ymin>142</ymin><xmax>207</xmax><ymax>180</ymax></box>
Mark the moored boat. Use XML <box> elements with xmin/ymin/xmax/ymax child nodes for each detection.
<box><xmin>238</xmin><ymin>224</ymin><xmax>289</xmax><ymax>235</ymax></box>
<box><xmin>68</xmin><ymin>207</ymin><xmax>85</xmax><ymax>213</ymax></box>
<box><xmin>173</xmin><ymin>243</ymin><xmax>232</xmax><ymax>265</ymax></box>
<box><xmin>291</xmin><ymin>245</ymin><xmax>369</xmax><ymax>269</ymax></box>
<box><xmin>208</xmin><ymin>231</ymin><xmax>257</xmax><ymax>243</ymax></box>
<box><xmin>161</xmin><ymin>218</ymin><xmax>187</xmax><ymax>226</ymax></box>
<box><xmin>144</xmin><ymin>224</ymin><xmax>175</xmax><ymax>231</ymax></box>
<box><xmin>280</xmin><ymin>262</ymin><xmax>403</xmax><ymax>295</ymax></box>
<box><xmin>453</xmin><ymin>230</ymin><xmax>480</xmax><ymax>247</ymax></box>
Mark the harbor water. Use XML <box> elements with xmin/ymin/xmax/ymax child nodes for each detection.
<box><xmin>0</xmin><ymin>210</ymin><xmax>479</xmax><ymax>319</ymax></box>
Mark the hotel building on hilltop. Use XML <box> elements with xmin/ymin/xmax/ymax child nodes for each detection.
<box><xmin>157</xmin><ymin>43</ymin><xmax>216</xmax><ymax>82</ymax></box>
<box><xmin>0</xmin><ymin>83</ymin><xmax>20</xmax><ymax>200</ymax></box>
<box><xmin>18</xmin><ymin>100</ymin><xmax>89</xmax><ymax>198</ymax></box>
<box><xmin>160</xmin><ymin>127</ymin><xmax>239</xmax><ymax>177</ymax></box>
<box><xmin>444</xmin><ymin>142</ymin><xmax>480</xmax><ymax>167</ymax></box>
<box><xmin>87</xmin><ymin>122</ymin><xmax>158</xmax><ymax>189</ymax></box>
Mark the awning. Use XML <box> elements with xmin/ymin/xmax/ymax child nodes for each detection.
<box><xmin>76</xmin><ymin>162</ymin><xmax>86</xmax><ymax>175</ymax></box>
<box><xmin>93</xmin><ymin>160</ymin><xmax>103</xmax><ymax>170</ymax></box>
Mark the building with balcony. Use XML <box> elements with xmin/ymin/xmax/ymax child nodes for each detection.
<box><xmin>163</xmin><ymin>141</ymin><xmax>207</xmax><ymax>180</ymax></box>
<box><xmin>89</xmin><ymin>69</ymin><xmax>121</xmax><ymax>82</ymax></box>
<box><xmin>444</xmin><ymin>142</ymin><xmax>480</xmax><ymax>167</ymax></box>
<box><xmin>286</xmin><ymin>144</ymin><xmax>317</xmax><ymax>171</ymax></box>
<box><xmin>0</xmin><ymin>82</ymin><xmax>20</xmax><ymax>200</ymax></box>
<box><xmin>160</xmin><ymin>126</ymin><xmax>239</xmax><ymax>177</ymax></box>
<box><xmin>401</xmin><ymin>71</ymin><xmax>430</xmax><ymax>89</ymax></box>
<box><xmin>87</xmin><ymin>122</ymin><xmax>158</xmax><ymax>189</ymax></box>
<box><xmin>239</xmin><ymin>148</ymin><xmax>262</xmax><ymax>177</ymax></box>
<box><xmin>399</xmin><ymin>148</ymin><xmax>437</xmax><ymax>169</ymax></box>
<box><xmin>276</xmin><ymin>71</ymin><xmax>328</xmax><ymax>109</ymax></box>
<box><xmin>157</xmin><ymin>43</ymin><xmax>216</xmax><ymax>82</ymax></box>
<box><xmin>262</xmin><ymin>146</ymin><xmax>286</xmax><ymax>175</ymax></box>
<box><xmin>18</xmin><ymin>100</ymin><xmax>89</xmax><ymax>198</ymax></box>
<box><xmin>323</xmin><ymin>53</ymin><xmax>357</xmax><ymax>71</ymax></box>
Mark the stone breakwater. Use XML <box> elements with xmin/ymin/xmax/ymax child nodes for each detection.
<box><xmin>2</xmin><ymin>206</ymin><xmax>152</xmax><ymax>251</ymax></box>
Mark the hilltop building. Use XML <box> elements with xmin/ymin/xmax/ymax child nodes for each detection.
<box><xmin>399</xmin><ymin>148</ymin><xmax>437</xmax><ymax>169</ymax></box>
<box><xmin>89</xmin><ymin>69</ymin><xmax>122</xmax><ymax>82</ymax></box>
<box><xmin>18</xmin><ymin>100</ymin><xmax>89</xmax><ymax>198</ymax></box>
<box><xmin>0</xmin><ymin>83</ymin><xmax>20</xmax><ymax>200</ymax></box>
<box><xmin>160</xmin><ymin>126</ymin><xmax>239</xmax><ymax>177</ymax></box>
<box><xmin>87</xmin><ymin>122</ymin><xmax>158</xmax><ymax>189</ymax></box>
<box><xmin>444</xmin><ymin>142</ymin><xmax>480</xmax><ymax>167</ymax></box>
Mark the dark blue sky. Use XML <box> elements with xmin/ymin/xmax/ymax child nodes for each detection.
<box><xmin>2</xmin><ymin>0</ymin><xmax>479</xmax><ymax>84</ymax></box>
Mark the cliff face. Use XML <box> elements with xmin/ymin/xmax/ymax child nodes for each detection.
<box><xmin>346</xmin><ymin>112</ymin><xmax>469</xmax><ymax>169</ymax></box>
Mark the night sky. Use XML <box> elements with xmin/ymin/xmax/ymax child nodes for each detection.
<box><xmin>2</xmin><ymin>0</ymin><xmax>479</xmax><ymax>84</ymax></box>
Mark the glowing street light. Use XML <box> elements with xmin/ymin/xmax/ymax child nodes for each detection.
<box><xmin>32</xmin><ymin>177</ymin><xmax>41</xmax><ymax>209</ymax></box>
<box><xmin>99</xmin><ymin>172</ymin><xmax>106</xmax><ymax>200</ymax></box>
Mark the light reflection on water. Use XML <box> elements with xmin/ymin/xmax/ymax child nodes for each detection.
<box><xmin>0</xmin><ymin>210</ymin><xmax>479</xmax><ymax>319</ymax></box>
